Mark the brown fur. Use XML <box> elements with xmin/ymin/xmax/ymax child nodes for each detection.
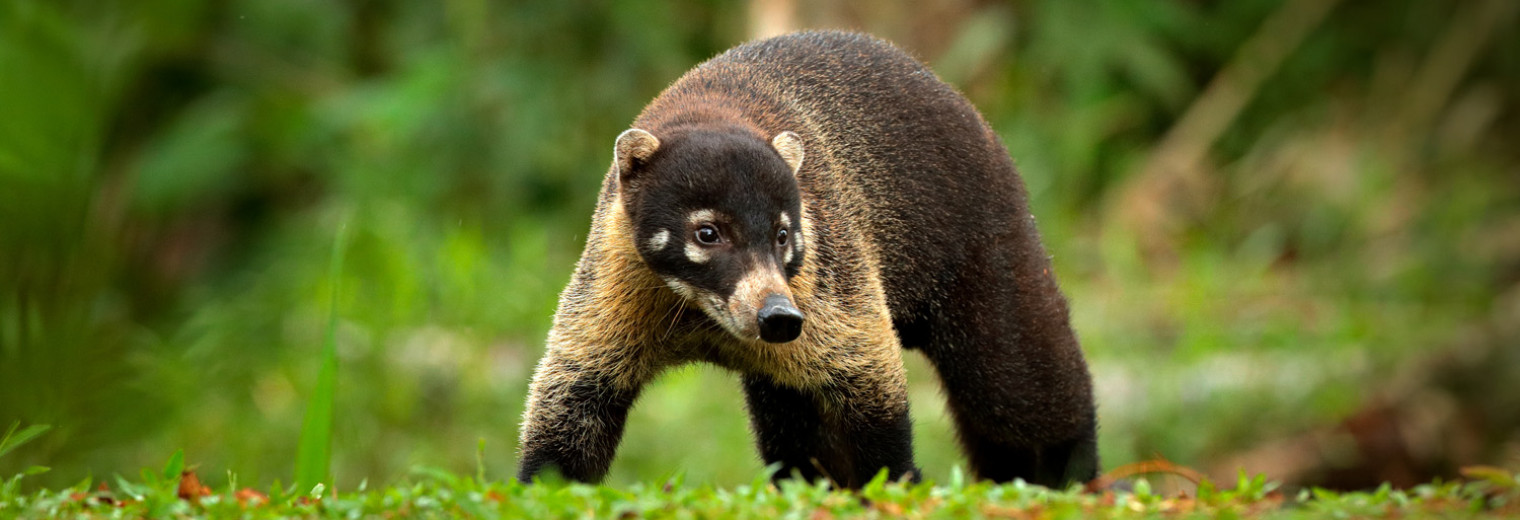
<box><xmin>517</xmin><ymin>30</ymin><xmax>1096</xmax><ymax>488</ymax></box>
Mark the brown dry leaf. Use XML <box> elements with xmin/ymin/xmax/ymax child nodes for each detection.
<box><xmin>1461</xmin><ymin>465</ymin><xmax>1519</xmax><ymax>488</ymax></box>
<box><xmin>235</xmin><ymin>488</ymin><xmax>268</xmax><ymax>507</ymax></box>
<box><xmin>177</xmin><ymin>470</ymin><xmax>211</xmax><ymax>504</ymax></box>
<box><xmin>808</xmin><ymin>507</ymin><xmax>834</xmax><ymax>520</ymax></box>
<box><xmin>1085</xmin><ymin>459</ymin><xmax>1208</xmax><ymax>493</ymax></box>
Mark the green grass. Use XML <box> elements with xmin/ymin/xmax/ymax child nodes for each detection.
<box><xmin>5</xmin><ymin>417</ymin><xmax>1518</xmax><ymax>517</ymax></box>
<box><xmin>292</xmin><ymin>220</ymin><xmax>351</xmax><ymax>492</ymax></box>
<box><xmin>0</xmin><ymin>423</ymin><xmax>51</xmax><ymax>461</ymax></box>
<box><xmin>2</xmin><ymin>465</ymin><xmax>1517</xmax><ymax>519</ymax></box>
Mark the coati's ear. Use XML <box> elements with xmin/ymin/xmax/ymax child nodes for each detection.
<box><xmin>615</xmin><ymin>128</ymin><xmax>660</xmax><ymax>186</ymax></box>
<box><xmin>771</xmin><ymin>131</ymin><xmax>804</xmax><ymax>176</ymax></box>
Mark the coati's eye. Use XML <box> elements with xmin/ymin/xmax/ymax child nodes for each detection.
<box><xmin>694</xmin><ymin>224</ymin><xmax>721</xmax><ymax>245</ymax></box>
<box><xmin>776</xmin><ymin>228</ymin><xmax>789</xmax><ymax>246</ymax></box>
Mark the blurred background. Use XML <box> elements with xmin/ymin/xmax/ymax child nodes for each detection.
<box><xmin>2</xmin><ymin>0</ymin><xmax>1518</xmax><ymax>492</ymax></box>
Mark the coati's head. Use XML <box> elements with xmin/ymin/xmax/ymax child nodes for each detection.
<box><xmin>613</xmin><ymin>126</ymin><xmax>806</xmax><ymax>344</ymax></box>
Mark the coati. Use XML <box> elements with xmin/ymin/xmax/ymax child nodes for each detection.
<box><xmin>517</xmin><ymin>31</ymin><xmax>1097</xmax><ymax>489</ymax></box>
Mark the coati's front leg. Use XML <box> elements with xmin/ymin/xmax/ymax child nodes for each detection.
<box><xmin>516</xmin><ymin>352</ymin><xmax>644</xmax><ymax>483</ymax></box>
<box><xmin>833</xmin><ymin>382</ymin><xmax>920</xmax><ymax>488</ymax></box>
<box><xmin>743</xmin><ymin>369</ymin><xmax>919</xmax><ymax>488</ymax></box>
<box><xmin>742</xmin><ymin>375</ymin><xmax>827</xmax><ymax>481</ymax></box>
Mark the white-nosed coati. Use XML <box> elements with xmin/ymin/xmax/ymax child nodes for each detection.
<box><xmin>517</xmin><ymin>31</ymin><xmax>1097</xmax><ymax>489</ymax></box>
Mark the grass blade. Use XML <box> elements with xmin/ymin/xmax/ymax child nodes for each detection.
<box><xmin>0</xmin><ymin>422</ymin><xmax>51</xmax><ymax>459</ymax></box>
<box><xmin>161</xmin><ymin>449</ymin><xmax>184</xmax><ymax>481</ymax></box>
<box><xmin>294</xmin><ymin>220</ymin><xmax>350</xmax><ymax>491</ymax></box>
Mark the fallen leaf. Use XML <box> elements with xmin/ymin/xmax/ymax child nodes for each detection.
<box><xmin>1085</xmin><ymin>459</ymin><xmax>1208</xmax><ymax>493</ymax></box>
<box><xmin>873</xmin><ymin>501</ymin><xmax>903</xmax><ymax>515</ymax></box>
<box><xmin>1461</xmin><ymin>465</ymin><xmax>1518</xmax><ymax>489</ymax></box>
<box><xmin>177</xmin><ymin>470</ymin><xmax>211</xmax><ymax>503</ymax></box>
<box><xmin>235</xmin><ymin>488</ymin><xmax>268</xmax><ymax>507</ymax></box>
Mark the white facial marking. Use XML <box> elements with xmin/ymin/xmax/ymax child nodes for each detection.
<box><xmin>779</xmin><ymin>213</ymin><xmax>794</xmax><ymax>263</ymax></box>
<box><xmin>647</xmin><ymin>229</ymin><xmax>670</xmax><ymax>251</ymax></box>
<box><xmin>685</xmin><ymin>242</ymin><xmax>710</xmax><ymax>264</ymax></box>
<box><xmin>662</xmin><ymin>276</ymin><xmax>697</xmax><ymax>300</ymax></box>
<box><xmin>685</xmin><ymin>209</ymin><xmax>720</xmax><ymax>263</ymax></box>
<box><xmin>687</xmin><ymin>209</ymin><xmax>718</xmax><ymax>226</ymax></box>
<box><xmin>795</xmin><ymin>211</ymin><xmax>809</xmax><ymax>256</ymax></box>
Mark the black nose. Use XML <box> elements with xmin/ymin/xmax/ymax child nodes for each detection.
<box><xmin>757</xmin><ymin>294</ymin><xmax>804</xmax><ymax>343</ymax></box>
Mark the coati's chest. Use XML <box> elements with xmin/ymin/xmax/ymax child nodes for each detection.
<box><xmin>631</xmin><ymin>290</ymin><xmax>835</xmax><ymax>388</ymax></box>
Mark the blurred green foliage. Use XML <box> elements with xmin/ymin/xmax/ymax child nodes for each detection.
<box><xmin>2</xmin><ymin>0</ymin><xmax>1517</xmax><ymax>491</ymax></box>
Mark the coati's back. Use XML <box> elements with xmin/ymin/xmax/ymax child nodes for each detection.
<box><xmin>636</xmin><ymin>31</ymin><xmax>1062</xmax><ymax>338</ymax></box>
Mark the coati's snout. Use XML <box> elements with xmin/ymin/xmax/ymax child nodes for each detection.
<box><xmin>721</xmin><ymin>264</ymin><xmax>803</xmax><ymax>343</ymax></box>
<box><xmin>757</xmin><ymin>294</ymin><xmax>804</xmax><ymax>343</ymax></box>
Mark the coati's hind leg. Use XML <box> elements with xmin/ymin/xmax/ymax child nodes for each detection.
<box><xmin>917</xmin><ymin>248</ymin><xmax>1098</xmax><ymax>487</ymax></box>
